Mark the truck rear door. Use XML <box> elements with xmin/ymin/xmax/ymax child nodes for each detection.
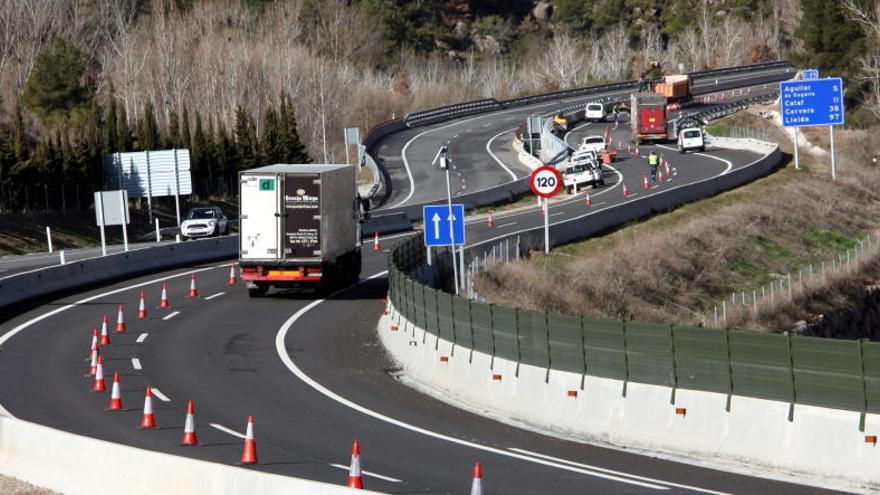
<box><xmin>240</xmin><ymin>174</ymin><xmax>280</xmax><ymax>260</ymax></box>
<box><xmin>640</xmin><ymin>106</ymin><xmax>666</xmax><ymax>134</ymax></box>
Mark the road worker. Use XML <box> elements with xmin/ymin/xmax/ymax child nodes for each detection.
<box><xmin>648</xmin><ymin>151</ymin><xmax>659</xmax><ymax>182</ymax></box>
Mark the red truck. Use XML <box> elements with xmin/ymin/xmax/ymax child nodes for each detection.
<box><xmin>630</xmin><ymin>92</ymin><xmax>669</xmax><ymax>144</ymax></box>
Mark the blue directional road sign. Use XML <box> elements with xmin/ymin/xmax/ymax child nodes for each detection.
<box><xmin>780</xmin><ymin>77</ymin><xmax>845</xmax><ymax>128</ymax></box>
<box><xmin>423</xmin><ymin>204</ymin><xmax>465</xmax><ymax>247</ymax></box>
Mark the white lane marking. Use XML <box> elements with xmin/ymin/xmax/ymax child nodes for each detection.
<box><xmin>0</xmin><ymin>263</ymin><xmax>226</xmax><ymax>418</ymax></box>
<box><xmin>136</xmin><ymin>333</ymin><xmax>149</xmax><ymax>343</ymax></box>
<box><xmin>430</xmin><ymin>145</ymin><xmax>444</xmax><ymax>166</ymax></box>
<box><xmin>131</xmin><ymin>358</ymin><xmax>142</xmax><ymax>370</ymax></box>
<box><xmin>150</xmin><ymin>388</ymin><xmax>170</xmax><ymax>402</ymax></box>
<box><xmin>328</xmin><ymin>464</ymin><xmax>403</xmax><ymax>483</ymax></box>
<box><xmin>391</xmin><ymin>130</ymin><xmax>424</xmax><ymax>208</ymax></box>
<box><xmin>485</xmin><ymin>127</ymin><xmax>519</xmax><ymax>181</ymax></box>
<box><xmin>657</xmin><ymin>144</ymin><xmax>733</xmax><ymax>175</ymax></box>
<box><xmin>549</xmin><ymin>212</ymin><xmax>566</xmax><ymax>217</ymax></box>
<box><xmin>275</xmin><ymin>272</ymin><xmax>667</xmax><ymax>490</ymax></box>
<box><xmin>496</xmin><ymin>222</ymin><xmax>517</xmax><ymax>228</ymax></box>
<box><xmin>204</xmin><ymin>292</ymin><xmax>225</xmax><ymax>300</ymax></box>
<box><xmin>509</xmin><ymin>448</ymin><xmax>733</xmax><ymax>495</ymax></box>
<box><xmin>210</xmin><ymin>423</ymin><xmax>247</xmax><ymax>439</ymax></box>
<box><xmin>162</xmin><ymin>311</ymin><xmax>181</xmax><ymax>321</ymax></box>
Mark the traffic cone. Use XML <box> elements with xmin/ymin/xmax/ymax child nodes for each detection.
<box><xmin>487</xmin><ymin>211</ymin><xmax>495</xmax><ymax>228</ymax></box>
<box><xmin>585</xmin><ymin>192</ymin><xmax>592</xmax><ymax>206</ymax></box>
<box><xmin>348</xmin><ymin>439</ymin><xmax>364</xmax><ymax>489</ymax></box>
<box><xmin>228</xmin><ymin>264</ymin><xmax>238</xmax><ymax>285</ymax></box>
<box><xmin>240</xmin><ymin>416</ymin><xmax>258</xmax><ymax>464</ymax></box>
<box><xmin>657</xmin><ymin>167</ymin><xmax>665</xmax><ymax>183</ymax></box>
<box><xmin>181</xmin><ymin>400</ymin><xmax>198</xmax><ymax>446</ymax></box>
<box><xmin>665</xmin><ymin>162</ymin><xmax>671</xmax><ymax>177</ymax></box>
<box><xmin>88</xmin><ymin>345</ymin><xmax>100</xmax><ymax>376</ymax></box>
<box><xmin>187</xmin><ymin>274</ymin><xmax>199</xmax><ymax>298</ymax></box>
<box><xmin>87</xmin><ymin>328</ymin><xmax>98</xmax><ymax>361</ymax></box>
<box><xmin>622</xmin><ymin>182</ymin><xmax>630</xmax><ymax>197</ymax></box>
<box><xmin>140</xmin><ymin>386</ymin><xmax>156</xmax><ymax>428</ymax></box>
<box><xmin>137</xmin><ymin>292</ymin><xmax>148</xmax><ymax>319</ymax></box>
<box><xmin>100</xmin><ymin>315</ymin><xmax>110</xmax><ymax>345</ymax></box>
<box><xmin>159</xmin><ymin>282</ymin><xmax>171</xmax><ymax>309</ymax></box>
<box><xmin>372</xmin><ymin>232</ymin><xmax>381</xmax><ymax>251</ymax></box>
<box><xmin>471</xmin><ymin>463</ymin><xmax>483</xmax><ymax>495</ymax></box>
<box><xmin>92</xmin><ymin>356</ymin><xmax>106</xmax><ymax>392</ymax></box>
<box><xmin>107</xmin><ymin>372</ymin><xmax>123</xmax><ymax>410</ymax></box>
<box><xmin>115</xmin><ymin>304</ymin><xmax>126</xmax><ymax>333</ymax></box>
<box><xmin>635</xmin><ymin>147</ymin><xmax>640</xmax><ymax>156</ymax></box>
<box><xmin>643</xmin><ymin>175</ymin><xmax>650</xmax><ymax>190</ymax></box>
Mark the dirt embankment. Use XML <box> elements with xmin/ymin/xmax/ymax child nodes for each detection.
<box><xmin>477</xmin><ymin>111</ymin><xmax>880</xmax><ymax>336</ymax></box>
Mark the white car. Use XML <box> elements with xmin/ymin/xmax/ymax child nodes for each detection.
<box><xmin>579</xmin><ymin>135</ymin><xmax>607</xmax><ymax>154</ymax></box>
<box><xmin>563</xmin><ymin>149</ymin><xmax>604</xmax><ymax>193</ymax></box>
<box><xmin>677</xmin><ymin>127</ymin><xmax>705</xmax><ymax>153</ymax></box>
<box><xmin>585</xmin><ymin>103</ymin><xmax>605</xmax><ymax>122</ymax></box>
<box><xmin>180</xmin><ymin>206</ymin><xmax>230</xmax><ymax>239</ymax></box>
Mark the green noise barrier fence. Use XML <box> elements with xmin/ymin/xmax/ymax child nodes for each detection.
<box><xmin>389</xmin><ymin>235</ymin><xmax>880</xmax><ymax>425</ymax></box>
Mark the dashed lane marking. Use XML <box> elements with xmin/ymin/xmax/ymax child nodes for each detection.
<box><xmin>150</xmin><ymin>388</ymin><xmax>170</xmax><ymax>402</ymax></box>
<box><xmin>204</xmin><ymin>292</ymin><xmax>225</xmax><ymax>301</ymax></box>
<box><xmin>496</xmin><ymin>222</ymin><xmax>517</xmax><ymax>228</ymax></box>
<box><xmin>136</xmin><ymin>333</ymin><xmax>148</xmax><ymax>343</ymax></box>
<box><xmin>131</xmin><ymin>358</ymin><xmax>142</xmax><ymax>370</ymax></box>
<box><xmin>210</xmin><ymin>423</ymin><xmax>246</xmax><ymax>439</ymax></box>
<box><xmin>162</xmin><ymin>311</ymin><xmax>180</xmax><ymax>321</ymax></box>
<box><xmin>329</xmin><ymin>464</ymin><xmax>402</xmax><ymax>483</ymax></box>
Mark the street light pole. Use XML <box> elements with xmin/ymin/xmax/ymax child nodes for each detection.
<box><xmin>440</xmin><ymin>145</ymin><xmax>459</xmax><ymax>295</ymax></box>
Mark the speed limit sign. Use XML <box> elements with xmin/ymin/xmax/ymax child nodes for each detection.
<box><xmin>529</xmin><ymin>165</ymin><xmax>563</xmax><ymax>198</ymax></box>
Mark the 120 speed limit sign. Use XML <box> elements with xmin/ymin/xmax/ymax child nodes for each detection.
<box><xmin>529</xmin><ymin>165</ymin><xmax>563</xmax><ymax>198</ymax></box>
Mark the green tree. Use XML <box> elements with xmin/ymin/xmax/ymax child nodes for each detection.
<box><xmin>234</xmin><ymin>105</ymin><xmax>257</xmax><ymax>169</ymax></box>
<box><xmin>12</xmin><ymin>103</ymin><xmax>26</xmax><ymax>163</ymax></box>
<box><xmin>138</xmin><ymin>100</ymin><xmax>159</xmax><ymax>150</ymax></box>
<box><xmin>20</xmin><ymin>36</ymin><xmax>94</xmax><ymax>122</ymax></box>
<box><xmin>180</xmin><ymin>106</ymin><xmax>192</xmax><ymax>152</ymax></box>
<box><xmin>279</xmin><ymin>94</ymin><xmax>310</xmax><ymax>163</ymax></box>
<box><xmin>166</xmin><ymin>109</ymin><xmax>181</xmax><ymax>148</ymax></box>
<box><xmin>260</xmin><ymin>106</ymin><xmax>281</xmax><ymax>163</ymax></box>
<box><xmin>191</xmin><ymin>112</ymin><xmax>208</xmax><ymax>181</ymax></box>
<box><xmin>116</xmin><ymin>104</ymin><xmax>132</xmax><ymax>152</ymax></box>
<box><xmin>794</xmin><ymin>0</ymin><xmax>865</xmax><ymax>80</ymax></box>
<box><xmin>104</xmin><ymin>89</ymin><xmax>119</xmax><ymax>154</ymax></box>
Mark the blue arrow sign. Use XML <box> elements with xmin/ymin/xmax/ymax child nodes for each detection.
<box><xmin>780</xmin><ymin>77</ymin><xmax>845</xmax><ymax>128</ymax></box>
<box><xmin>423</xmin><ymin>204</ymin><xmax>466</xmax><ymax>247</ymax></box>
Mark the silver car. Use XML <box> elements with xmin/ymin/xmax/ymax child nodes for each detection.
<box><xmin>180</xmin><ymin>206</ymin><xmax>229</xmax><ymax>239</ymax></box>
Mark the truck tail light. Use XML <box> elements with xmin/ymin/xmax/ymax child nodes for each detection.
<box><xmin>241</xmin><ymin>267</ymin><xmax>257</xmax><ymax>275</ymax></box>
<box><xmin>256</xmin><ymin>266</ymin><xmax>264</xmax><ymax>275</ymax></box>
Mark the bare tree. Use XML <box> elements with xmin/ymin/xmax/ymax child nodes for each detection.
<box><xmin>842</xmin><ymin>0</ymin><xmax>880</xmax><ymax>118</ymax></box>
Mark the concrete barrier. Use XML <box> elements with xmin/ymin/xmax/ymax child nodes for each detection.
<box><xmin>0</xmin><ymin>414</ymin><xmax>382</xmax><ymax>495</ymax></box>
<box><xmin>378</xmin><ymin>309</ymin><xmax>879</xmax><ymax>493</ymax></box>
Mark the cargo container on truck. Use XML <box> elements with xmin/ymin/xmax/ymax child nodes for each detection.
<box><xmin>630</xmin><ymin>92</ymin><xmax>669</xmax><ymax>144</ymax></box>
<box><xmin>653</xmin><ymin>75</ymin><xmax>692</xmax><ymax>102</ymax></box>
<box><xmin>238</xmin><ymin>164</ymin><xmax>364</xmax><ymax>297</ymax></box>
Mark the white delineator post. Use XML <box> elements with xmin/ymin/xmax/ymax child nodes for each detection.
<box><xmin>119</xmin><ymin>190</ymin><xmax>128</xmax><ymax>252</ymax></box>
<box><xmin>155</xmin><ymin>218</ymin><xmax>161</xmax><ymax>242</ymax></box>
<box><xmin>96</xmin><ymin>194</ymin><xmax>107</xmax><ymax>256</ymax></box>
<box><xmin>46</xmin><ymin>226</ymin><xmax>53</xmax><ymax>253</ymax></box>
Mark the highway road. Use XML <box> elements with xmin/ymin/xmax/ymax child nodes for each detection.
<box><xmin>0</xmin><ymin>65</ymin><xmax>837</xmax><ymax>494</ymax></box>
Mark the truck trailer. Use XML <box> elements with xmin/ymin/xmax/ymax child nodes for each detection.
<box><xmin>653</xmin><ymin>75</ymin><xmax>692</xmax><ymax>101</ymax></box>
<box><xmin>630</xmin><ymin>92</ymin><xmax>669</xmax><ymax>144</ymax></box>
<box><xmin>238</xmin><ymin>164</ymin><xmax>364</xmax><ymax>297</ymax></box>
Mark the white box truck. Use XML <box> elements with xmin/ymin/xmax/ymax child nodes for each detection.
<box><xmin>238</xmin><ymin>164</ymin><xmax>364</xmax><ymax>297</ymax></box>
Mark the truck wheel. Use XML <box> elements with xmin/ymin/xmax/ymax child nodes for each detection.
<box><xmin>248</xmin><ymin>284</ymin><xmax>268</xmax><ymax>298</ymax></box>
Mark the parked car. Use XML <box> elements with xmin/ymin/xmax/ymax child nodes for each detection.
<box><xmin>585</xmin><ymin>103</ymin><xmax>606</xmax><ymax>123</ymax></box>
<box><xmin>563</xmin><ymin>149</ymin><xmax>604</xmax><ymax>193</ymax></box>
<box><xmin>677</xmin><ymin>127</ymin><xmax>705</xmax><ymax>153</ymax></box>
<box><xmin>180</xmin><ymin>206</ymin><xmax>229</xmax><ymax>239</ymax></box>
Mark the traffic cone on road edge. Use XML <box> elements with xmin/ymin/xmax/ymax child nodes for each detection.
<box><xmin>181</xmin><ymin>400</ymin><xmax>198</xmax><ymax>446</ymax></box>
<box><xmin>372</xmin><ymin>232</ymin><xmax>381</xmax><ymax>251</ymax></box>
<box><xmin>88</xmin><ymin>346</ymin><xmax>100</xmax><ymax>376</ymax></box>
<box><xmin>159</xmin><ymin>283</ymin><xmax>171</xmax><ymax>309</ymax></box>
<box><xmin>92</xmin><ymin>356</ymin><xmax>106</xmax><ymax>392</ymax></box>
<box><xmin>138</xmin><ymin>292</ymin><xmax>148</xmax><ymax>319</ymax></box>
<box><xmin>471</xmin><ymin>463</ymin><xmax>483</xmax><ymax>495</ymax></box>
<box><xmin>140</xmin><ymin>387</ymin><xmax>156</xmax><ymax>428</ymax></box>
<box><xmin>115</xmin><ymin>304</ymin><xmax>126</xmax><ymax>333</ymax></box>
<box><xmin>228</xmin><ymin>264</ymin><xmax>238</xmax><ymax>285</ymax></box>
<box><xmin>100</xmin><ymin>315</ymin><xmax>110</xmax><ymax>345</ymax></box>
<box><xmin>585</xmin><ymin>192</ymin><xmax>592</xmax><ymax>206</ymax></box>
<box><xmin>348</xmin><ymin>439</ymin><xmax>364</xmax><ymax>489</ymax></box>
<box><xmin>240</xmin><ymin>416</ymin><xmax>258</xmax><ymax>464</ymax></box>
<box><xmin>88</xmin><ymin>328</ymin><xmax>98</xmax><ymax>361</ymax></box>
<box><xmin>107</xmin><ymin>372</ymin><xmax>123</xmax><ymax>410</ymax></box>
<box><xmin>187</xmin><ymin>274</ymin><xmax>199</xmax><ymax>298</ymax></box>
<box><xmin>622</xmin><ymin>182</ymin><xmax>630</xmax><ymax>197</ymax></box>
<box><xmin>487</xmin><ymin>211</ymin><xmax>495</xmax><ymax>228</ymax></box>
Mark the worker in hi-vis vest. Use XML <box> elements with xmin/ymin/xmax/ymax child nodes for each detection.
<box><xmin>648</xmin><ymin>151</ymin><xmax>659</xmax><ymax>182</ymax></box>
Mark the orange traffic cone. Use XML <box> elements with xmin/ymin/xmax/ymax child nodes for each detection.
<box><xmin>107</xmin><ymin>372</ymin><xmax>123</xmax><ymax>410</ymax></box>
<box><xmin>635</xmin><ymin>147</ymin><xmax>640</xmax><ymax>156</ymax></box>
<box><xmin>137</xmin><ymin>292</ymin><xmax>148</xmax><ymax>319</ymax></box>
<box><xmin>240</xmin><ymin>416</ymin><xmax>258</xmax><ymax>464</ymax></box>
<box><xmin>487</xmin><ymin>211</ymin><xmax>495</xmax><ymax>228</ymax></box>
<box><xmin>87</xmin><ymin>328</ymin><xmax>98</xmax><ymax>361</ymax></box>
<box><xmin>187</xmin><ymin>274</ymin><xmax>199</xmax><ymax>298</ymax></box>
<box><xmin>348</xmin><ymin>439</ymin><xmax>364</xmax><ymax>489</ymax></box>
<box><xmin>657</xmin><ymin>167</ymin><xmax>665</xmax><ymax>183</ymax></box>
<box><xmin>92</xmin><ymin>356</ymin><xmax>106</xmax><ymax>392</ymax></box>
<box><xmin>88</xmin><ymin>345</ymin><xmax>100</xmax><ymax>376</ymax></box>
<box><xmin>181</xmin><ymin>400</ymin><xmax>198</xmax><ymax>446</ymax></box>
<box><xmin>159</xmin><ymin>283</ymin><xmax>171</xmax><ymax>309</ymax></box>
<box><xmin>228</xmin><ymin>263</ymin><xmax>238</xmax><ymax>285</ymax></box>
<box><xmin>372</xmin><ymin>232</ymin><xmax>381</xmax><ymax>251</ymax></box>
<box><xmin>665</xmin><ymin>162</ymin><xmax>671</xmax><ymax>177</ymax></box>
<box><xmin>643</xmin><ymin>175</ymin><xmax>650</xmax><ymax>190</ymax></box>
<box><xmin>140</xmin><ymin>386</ymin><xmax>156</xmax><ymax>428</ymax></box>
<box><xmin>100</xmin><ymin>315</ymin><xmax>110</xmax><ymax>345</ymax></box>
<box><xmin>471</xmin><ymin>463</ymin><xmax>483</xmax><ymax>495</ymax></box>
<box><xmin>585</xmin><ymin>192</ymin><xmax>592</xmax><ymax>206</ymax></box>
<box><xmin>115</xmin><ymin>304</ymin><xmax>126</xmax><ymax>333</ymax></box>
<box><xmin>622</xmin><ymin>182</ymin><xmax>630</xmax><ymax>197</ymax></box>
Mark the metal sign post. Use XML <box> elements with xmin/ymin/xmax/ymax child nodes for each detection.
<box><xmin>529</xmin><ymin>165</ymin><xmax>563</xmax><ymax>254</ymax></box>
<box><xmin>442</xmin><ymin>151</ymin><xmax>459</xmax><ymax>294</ymax></box>
<box><xmin>344</xmin><ymin>128</ymin><xmax>361</xmax><ymax>166</ymax></box>
<box><xmin>96</xmin><ymin>193</ymin><xmax>107</xmax><ymax>256</ymax></box>
<box><xmin>119</xmin><ymin>189</ymin><xmax>129</xmax><ymax>252</ymax></box>
<box><xmin>173</xmin><ymin>149</ymin><xmax>182</xmax><ymax>227</ymax></box>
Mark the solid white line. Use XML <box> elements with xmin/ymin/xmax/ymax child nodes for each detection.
<box><xmin>150</xmin><ymin>388</ymin><xmax>170</xmax><ymax>402</ymax></box>
<box><xmin>131</xmin><ymin>358</ymin><xmax>142</xmax><ymax>370</ymax></box>
<box><xmin>0</xmin><ymin>263</ymin><xmax>227</xmax><ymax>418</ymax></box>
<box><xmin>328</xmin><ymin>464</ymin><xmax>402</xmax><ymax>483</ymax></box>
<box><xmin>486</xmin><ymin>127</ymin><xmax>519</xmax><ymax>181</ymax></box>
<box><xmin>136</xmin><ymin>333</ymin><xmax>148</xmax><ymax>343</ymax></box>
<box><xmin>508</xmin><ymin>448</ymin><xmax>733</xmax><ymax>495</ymax></box>
<box><xmin>210</xmin><ymin>423</ymin><xmax>247</xmax><ymax>439</ymax></box>
<box><xmin>274</xmin><ymin>272</ymin><xmax>667</xmax><ymax>490</ymax></box>
<box><xmin>204</xmin><ymin>292</ymin><xmax>225</xmax><ymax>300</ymax></box>
<box><xmin>162</xmin><ymin>311</ymin><xmax>181</xmax><ymax>321</ymax></box>
<box><xmin>657</xmin><ymin>144</ymin><xmax>733</xmax><ymax>175</ymax></box>
<box><xmin>391</xmin><ymin>129</ymin><xmax>426</xmax><ymax>208</ymax></box>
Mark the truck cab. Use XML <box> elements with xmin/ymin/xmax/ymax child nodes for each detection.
<box><xmin>677</xmin><ymin>127</ymin><xmax>705</xmax><ymax>153</ymax></box>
